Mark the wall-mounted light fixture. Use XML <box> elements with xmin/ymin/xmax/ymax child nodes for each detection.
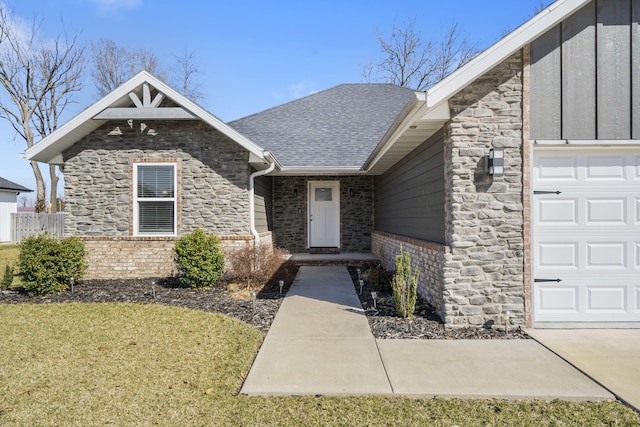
<box><xmin>487</xmin><ymin>148</ymin><xmax>504</xmax><ymax>177</ymax></box>
<box><xmin>349</xmin><ymin>188</ymin><xmax>355</xmax><ymax>197</ymax></box>
<box><xmin>293</xmin><ymin>188</ymin><xmax>298</xmax><ymax>197</ymax></box>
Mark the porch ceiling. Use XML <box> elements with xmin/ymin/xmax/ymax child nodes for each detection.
<box><xmin>363</xmin><ymin>100</ymin><xmax>449</xmax><ymax>175</ymax></box>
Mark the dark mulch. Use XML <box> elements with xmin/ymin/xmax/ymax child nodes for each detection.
<box><xmin>347</xmin><ymin>266</ymin><xmax>529</xmax><ymax>340</ymax></box>
<box><xmin>0</xmin><ymin>264</ymin><xmax>299</xmax><ymax>334</ymax></box>
<box><xmin>1</xmin><ymin>263</ymin><xmax>528</xmax><ymax>339</ymax></box>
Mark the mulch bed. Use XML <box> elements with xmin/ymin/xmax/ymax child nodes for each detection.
<box><xmin>347</xmin><ymin>266</ymin><xmax>529</xmax><ymax>340</ymax></box>
<box><xmin>1</xmin><ymin>264</ymin><xmax>528</xmax><ymax>339</ymax></box>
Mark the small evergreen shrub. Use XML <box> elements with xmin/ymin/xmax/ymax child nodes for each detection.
<box><xmin>392</xmin><ymin>246</ymin><xmax>420</xmax><ymax>318</ymax></box>
<box><xmin>174</xmin><ymin>229</ymin><xmax>225</xmax><ymax>288</ymax></box>
<box><xmin>2</xmin><ymin>264</ymin><xmax>14</xmax><ymax>290</ymax></box>
<box><xmin>18</xmin><ymin>233</ymin><xmax>87</xmax><ymax>296</ymax></box>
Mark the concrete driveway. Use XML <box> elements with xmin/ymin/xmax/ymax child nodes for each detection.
<box><xmin>526</xmin><ymin>329</ymin><xmax>640</xmax><ymax>411</ymax></box>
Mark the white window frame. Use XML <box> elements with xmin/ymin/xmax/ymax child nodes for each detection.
<box><xmin>133</xmin><ymin>162</ymin><xmax>178</xmax><ymax>236</ymax></box>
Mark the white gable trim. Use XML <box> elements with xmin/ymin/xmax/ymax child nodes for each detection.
<box><xmin>425</xmin><ymin>0</ymin><xmax>592</xmax><ymax>110</ymax></box>
<box><xmin>363</xmin><ymin>0</ymin><xmax>593</xmax><ymax>174</ymax></box>
<box><xmin>25</xmin><ymin>71</ymin><xmax>268</xmax><ymax>164</ymax></box>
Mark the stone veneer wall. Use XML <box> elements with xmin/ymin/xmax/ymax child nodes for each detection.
<box><xmin>63</xmin><ymin>120</ymin><xmax>252</xmax><ymax>237</ymax></box>
<box><xmin>272</xmin><ymin>176</ymin><xmax>373</xmax><ymax>252</ymax></box>
<box><xmin>442</xmin><ymin>51</ymin><xmax>526</xmax><ymax>327</ymax></box>
<box><xmin>62</xmin><ymin>119</ymin><xmax>270</xmax><ymax>279</ymax></box>
<box><xmin>372</xmin><ymin>231</ymin><xmax>449</xmax><ymax>318</ymax></box>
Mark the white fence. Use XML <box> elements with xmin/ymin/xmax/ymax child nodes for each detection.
<box><xmin>10</xmin><ymin>213</ymin><xmax>65</xmax><ymax>243</ymax></box>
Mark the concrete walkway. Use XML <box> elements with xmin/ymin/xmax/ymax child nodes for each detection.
<box><xmin>527</xmin><ymin>329</ymin><xmax>640</xmax><ymax>411</ymax></box>
<box><xmin>241</xmin><ymin>266</ymin><xmax>613</xmax><ymax>401</ymax></box>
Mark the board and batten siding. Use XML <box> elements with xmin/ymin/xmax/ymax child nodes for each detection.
<box><xmin>374</xmin><ymin>129</ymin><xmax>445</xmax><ymax>244</ymax></box>
<box><xmin>531</xmin><ymin>0</ymin><xmax>640</xmax><ymax>140</ymax></box>
<box><xmin>254</xmin><ymin>175</ymin><xmax>272</xmax><ymax>233</ymax></box>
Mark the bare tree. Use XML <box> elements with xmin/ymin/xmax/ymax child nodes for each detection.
<box><xmin>0</xmin><ymin>7</ymin><xmax>85</xmax><ymax>211</ymax></box>
<box><xmin>91</xmin><ymin>38</ymin><xmax>167</xmax><ymax>97</ymax></box>
<box><xmin>17</xmin><ymin>195</ymin><xmax>28</xmax><ymax>207</ymax></box>
<box><xmin>364</xmin><ymin>19</ymin><xmax>479</xmax><ymax>91</ymax></box>
<box><xmin>173</xmin><ymin>50</ymin><xmax>203</xmax><ymax>101</ymax></box>
<box><xmin>32</xmin><ymin>33</ymin><xmax>85</xmax><ymax>212</ymax></box>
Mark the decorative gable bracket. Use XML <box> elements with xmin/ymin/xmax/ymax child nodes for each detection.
<box><xmin>93</xmin><ymin>83</ymin><xmax>198</xmax><ymax>120</ymax></box>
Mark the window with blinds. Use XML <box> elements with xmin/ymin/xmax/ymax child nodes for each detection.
<box><xmin>134</xmin><ymin>163</ymin><xmax>177</xmax><ymax>235</ymax></box>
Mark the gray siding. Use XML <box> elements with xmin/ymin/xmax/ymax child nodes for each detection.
<box><xmin>531</xmin><ymin>0</ymin><xmax>639</xmax><ymax>140</ymax></box>
<box><xmin>254</xmin><ymin>174</ymin><xmax>272</xmax><ymax>233</ymax></box>
<box><xmin>374</xmin><ymin>129</ymin><xmax>445</xmax><ymax>244</ymax></box>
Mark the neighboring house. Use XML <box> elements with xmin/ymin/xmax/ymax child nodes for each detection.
<box><xmin>25</xmin><ymin>0</ymin><xmax>639</xmax><ymax>328</ymax></box>
<box><xmin>0</xmin><ymin>177</ymin><xmax>32</xmax><ymax>242</ymax></box>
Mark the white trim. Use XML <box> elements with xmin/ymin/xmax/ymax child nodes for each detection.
<box><xmin>535</xmin><ymin>140</ymin><xmax>640</xmax><ymax>146</ymax></box>
<box><xmin>93</xmin><ymin>107</ymin><xmax>198</xmax><ymax>120</ymax></box>
<box><xmin>132</xmin><ymin>162</ymin><xmax>178</xmax><ymax>237</ymax></box>
<box><xmin>307</xmin><ymin>180</ymin><xmax>341</xmax><ymax>248</ymax></box>
<box><xmin>25</xmin><ymin>71</ymin><xmax>269</xmax><ymax>164</ymax></box>
<box><xmin>363</xmin><ymin>0</ymin><xmax>593</xmax><ymax>175</ymax></box>
<box><xmin>277</xmin><ymin>166</ymin><xmax>365</xmax><ymax>175</ymax></box>
<box><xmin>425</xmin><ymin>0</ymin><xmax>592</xmax><ymax>109</ymax></box>
<box><xmin>362</xmin><ymin>92</ymin><xmax>427</xmax><ymax>171</ymax></box>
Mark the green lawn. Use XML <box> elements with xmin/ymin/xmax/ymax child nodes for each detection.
<box><xmin>0</xmin><ymin>243</ymin><xmax>20</xmax><ymax>287</ymax></box>
<box><xmin>0</xmin><ymin>304</ymin><xmax>638</xmax><ymax>426</ymax></box>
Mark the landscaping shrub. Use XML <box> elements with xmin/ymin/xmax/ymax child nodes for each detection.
<box><xmin>225</xmin><ymin>244</ymin><xmax>290</xmax><ymax>290</ymax></box>
<box><xmin>174</xmin><ymin>229</ymin><xmax>225</xmax><ymax>288</ymax></box>
<box><xmin>392</xmin><ymin>246</ymin><xmax>419</xmax><ymax>318</ymax></box>
<box><xmin>2</xmin><ymin>264</ymin><xmax>14</xmax><ymax>290</ymax></box>
<box><xmin>18</xmin><ymin>233</ymin><xmax>87</xmax><ymax>296</ymax></box>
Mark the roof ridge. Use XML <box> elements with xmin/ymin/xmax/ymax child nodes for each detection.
<box><xmin>230</xmin><ymin>83</ymin><xmax>416</xmax><ymax>124</ymax></box>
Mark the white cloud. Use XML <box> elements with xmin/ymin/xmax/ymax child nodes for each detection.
<box><xmin>289</xmin><ymin>81</ymin><xmax>317</xmax><ymax>99</ymax></box>
<box><xmin>89</xmin><ymin>0</ymin><xmax>143</xmax><ymax>15</ymax></box>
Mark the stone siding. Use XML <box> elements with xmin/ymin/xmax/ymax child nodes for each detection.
<box><xmin>272</xmin><ymin>176</ymin><xmax>373</xmax><ymax>252</ymax></box>
<box><xmin>442</xmin><ymin>51</ymin><xmax>526</xmax><ymax>327</ymax></box>
<box><xmin>372</xmin><ymin>231</ymin><xmax>449</xmax><ymax>319</ymax></box>
<box><xmin>63</xmin><ymin>120</ymin><xmax>252</xmax><ymax>238</ymax></box>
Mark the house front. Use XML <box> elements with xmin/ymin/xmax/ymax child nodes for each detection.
<box><xmin>26</xmin><ymin>0</ymin><xmax>639</xmax><ymax>329</ymax></box>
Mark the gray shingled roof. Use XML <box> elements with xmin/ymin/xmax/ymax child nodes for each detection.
<box><xmin>0</xmin><ymin>177</ymin><xmax>32</xmax><ymax>192</ymax></box>
<box><xmin>230</xmin><ymin>84</ymin><xmax>417</xmax><ymax>169</ymax></box>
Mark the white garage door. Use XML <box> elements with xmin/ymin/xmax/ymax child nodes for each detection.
<box><xmin>533</xmin><ymin>147</ymin><xmax>640</xmax><ymax>324</ymax></box>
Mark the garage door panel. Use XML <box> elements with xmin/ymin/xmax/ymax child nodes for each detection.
<box><xmin>587</xmin><ymin>287</ymin><xmax>627</xmax><ymax>312</ymax></box>
<box><xmin>586</xmin><ymin>198</ymin><xmax>626</xmax><ymax>224</ymax></box>
<box><xmin>585</xmin><ymin>154</ymin><xmax>626</xmax><ymax>180</ymax></box>
<box><xmin>537</xmin><ymin>242</ymin><xmax>578</xmax><ymax>269</ymax></box>
<box><xmin>537</xmin><ymin>286</ymin><xmax>579</xmax><ymax>311</ymax></box>
<box><xmin>536</xmin><ymin>198</ymin><xmax>578</xmax><ymax>224</ymax></box>
<box><xmin>586</xmin><ymin>242</ymin><xmax>627</xmax><ymax>269</ymax></box>
<box><xmin>534</xmin><ymin>154</ymin><xmax>578</xmax><ymax>181</ymax></box>
<box><xmin>533</xmin><ymin>147</ymin><xmax>640</xmax><ymax>323</ymax></box>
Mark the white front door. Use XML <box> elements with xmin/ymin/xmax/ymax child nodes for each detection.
<box><xmin>308</xmin><ymin>181</ymin><xmax>340</xmax><ymax>248</ymax></box>
<box><xmin>532</xmin><ymin>147</ymin><xmax>640</xmax><ymax>324</ymax></box>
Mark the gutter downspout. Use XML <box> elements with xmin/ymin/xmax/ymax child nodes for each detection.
<box><xmin>249</xmin><ymin>152</ymin><xmax>276</xmax><ymax>251</ymax></box>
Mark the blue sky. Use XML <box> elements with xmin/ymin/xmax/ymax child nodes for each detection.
<box><xmin>0</xmin><ymin>0</ymin><xmax>548</xmax><ymax>201</ymax></box>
